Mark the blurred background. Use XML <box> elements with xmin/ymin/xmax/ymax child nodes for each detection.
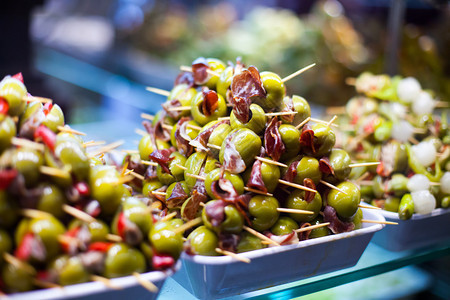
<box><xmin>1</xmin><ymin>0</ymin><xmax>449</xmax><ymax>299</ymax></box>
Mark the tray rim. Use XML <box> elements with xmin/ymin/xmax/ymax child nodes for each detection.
<box><xmin>377</xmin><ymin>207</ymin><xmax>450</xmax><ymax>221</ymax></box>
<box><xmin>181</xmin><ymin>208</ymin><xmax>385</xmax><ymax>265</ymax></box>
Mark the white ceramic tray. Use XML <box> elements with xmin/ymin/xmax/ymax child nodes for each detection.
<box><xmin>371</xmin><ymin>208</ymin><xmax>450</xmax><ymax>252</ymax></box>
<box><xmin>5</xmin><ymin>261</ymin><xmax>181</xmax><ymax>300</ymax></box>
<box><xmin>172</xmin><ymin>209</ymin><xmax>385</xmax><ymax>299</ymax></box>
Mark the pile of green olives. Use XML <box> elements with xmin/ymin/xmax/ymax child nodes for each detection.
<box><xmin>334</xmin><ymin>73</ymin><xmax>450</xmax><ymax>219</ymax></box>
<box><xmin>0</xmin><ymin>74</ymin><xmax>182</xmax><ymax>295</ymax></box>
<box><xmin>131</xmin><ymin>57</ymin><xmax>365</xmax><ymax>258</ymax></box>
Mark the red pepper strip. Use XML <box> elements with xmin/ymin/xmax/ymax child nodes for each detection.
<box><xmin>117</xmin><ymin>211</ymin><xmax>127</xmax><ymax>238</ymax></box>
<box><xmin>43</xmin><ymin>102</ymin><xmax>53</xmax><ymax>116</ymax></box>
<box><xmin>12</xmin><ymin>72</ymin><xmax>24</xmax><ymax>83</ymax></box>
<box><xmin>152</xmin><ymin>254</ymin><xmax>175</xmax><ymax>270</ymax></box>
<box><xmin>60</xmin><ymin>226</ymin><xmax>81</xmax><ymax>253</ymax></box>
<box><xmin>34</xmin><ymin>125</ymin><xmax>56</xmax><ymax>152</ymax></box>
<box><xmin>37</xmin><ymin>270</ymin><xmax>51</xmax><ymax>281</ymax></box>
<box><xmin>88</xmin><ymin>242</ymin><xmax>113</xmax><ymax>252</ymax></box>
<box><xmin>0</xmin><ymin>98</ymin><xmax>8</xmax><ymax>114</ymax></box>
<box><xmin>15</xmin><ymin>233</ymin><xmax>34</xmax><ymax>261</ymax></box>
<box><xmin>0</xmin><ymin>169</ymin><xmax>18</xmax><ymax>190</ymax></box>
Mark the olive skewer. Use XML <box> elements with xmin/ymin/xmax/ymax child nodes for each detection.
<box><xmin>294</xmin><ymin>222</ymin><xmax>330</xmax><ymax>233</ymax></box>
<box><xmin>280</xmin><ymin>63</ymin><xmax>316</xmax><ymax>83</ymax></box>
<box><xmin>57</xmin><ymin>126</ymin><xmax>86</xmax><ymax>136</ymax></box>
<box><xmin>145</xmin><ymin>86</ymin><xmax>171</xmax><ymax>97</ymax></box>
<box><xmin>215</xmin><ymin>248</ymin><xmax>251</xmax><ymax>264</ymax></box>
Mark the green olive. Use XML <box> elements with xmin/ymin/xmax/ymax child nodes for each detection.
<box><xmin>270</xmin><ymin>216</ymin><xmax>299</xmax><ymax>236</ymax></box>
<box><xmin>2</xmin><ymin>262</ymin><xmax>34</xmax><ymax>292</ymax></box>
<box><xmin>205</xmin><ymin>168</ymin><xmax>244</xmax><ymax>198</ymax></box>
<box><xmin>152</xmin><ymin>110</ymin><xmax>176</xmax><ymax>127</ymax></box>
<box><xmin>374</xmin><ymin>121</ymin><xmax>392</xmax><ymax>142</ymax></box>
<box><xmin>142</xmin><ymin>179</ymin><xmax>164</xmax><ymax>197</ymax></box>
<box><xmin>156</xmin><ymin>151</ymin><xmax>186</xmax><ymax>185</ymax></box>
<box><xmin>12</xmin><ymin>148</ymin><xmax>44</xmax><ymax>187</ymax></box>
<box><xmin>309</xmin><ymin>123</ymin><xmax>336</xmax><ymax>157</ymax></box>
<box><xmin>52</xmin><ymin>255</ymin><xmax>90</xmax><ymax>286</ymax></box>
<box><xmin>398</xmin><ymin>193</ymin><xmax>414</xmax><ymax>220</ymax></box>
<box><xmin>0</xmin><ymin>229</ymin><xmax>12</xmax><ymax>262</ymax></box>
<box><xmin>118</xmin><ymin>197</ymin><xmax>153</xmax><ymax>236</ymax></box>
<box><xmin>248</xmin><ymin>195</ymin><xmax>280</xmax><ymax>232</ymax></box>
<box><xmin>237</xmin><ymin>231</ymin><xmax>266</xmax><ymax>253</ymax></box>
<box><xmin>0</xmin><ymin>191</ymin><xmax>18</xmax><ymax>228</ymax></box>
<box><xmin>103</xmin><ymin>243</ymin><xmax>146</xmax><ymax>278</ymax></box>
<box><xmin>352</xmin><ymin>208</ymin><xmax>363</xmax><ymax>230</ymax></box>
<box><xmin>291</xmin><ymin>95</ymin><xmax>311</xmax><ymax>126</ymax></box>
<box><xmin>440</xmin><ymin>196</ymin><xmax>450</xmax><ymax>209</ymax></box>
<box><xmin>257</xmin><ymin>72</ymin><xmax>285</xmax><ymax>110</ymax></box>
<box><xmin>372</xmin><ymin>175</ymin><xmax>385</xmax><ymax>199</ymax></box>
<box><xmin>55</xmin><ymin>132</ymin><xmax>83</xmax><ymax>147</ymax></box>
<box><xmin>384</xmin><ymin>196</ymin><xmax>400</xmax><ymax>213</ymax></box>
<box><xmin>191</xmin><ymin>91</ymin><xmax>227</xmax><ymax>126</ymax></box>
<box><xmin>327</xmin><ymin>181</ymin><xmax>360</xmax><ymax>219</ymax></box>
<box><xmin>55</xmin><ymin>141</ymin><xmax>89</xmax><ymax>181</ymax></box>
<box><xmin>187</xmin><ymin>226</ymin><xmax>219</xmax><ymax>256</ymax></box>
<box><xmin>166</xmin><ymin>181</ymin><xmax>190</xmax><ymax>208</ymax></box>
<box><xmin>138</xmin><ymin>134</ymin><xmax>170</xmax><ymax>161</ymax></box>
<box><xmin>149</xmin><ymin>221</ymin><xmax>183</xmax><ymax>259</ymax></box>
<box><xmin>242</xmin><ymin>161</ymin><xmax>281</xmax><ymax>193</ymax></box>
<box><xmin>167</xmin><ymin>84</ymin><xmax>197</xmax><ymax>117</ymax></box>
<box><xmin>230</xmin><ymin>104</ymin><xmax>266</xmax><ymax>134</ymax></box>
<box><xmin>309</xmin><ymin>216</ymin><xmax>331</xmax><ymax>239</ymax></box>
<box><xmin>0</xmin><ymin>115</ymin><xmax>16</xmax><ymax>153</ymax></box>
<box><xmin>201</xmin><ymin>121</ymin><xmax>231</xmax><ymax>159</ymax></box>
<box><xmin>387</xmin><ymin>174</ymin><xmax>408</xmax><ymax>197</ymax></box>
<box><xmin>279</xmin><ymin>124</ymin><xmax>300</xmax><ymax>161</ymax></box>
<box><xmin>327</xmin><ymin>149</ymin><xmax>352</xmax><ymax>182</ymax></box>
<box><xmin>69</xmin><ymin>219</ymin><xmax>109</xmax><ymax>242</ymax></box>
<box><xmin>42</xmin><ymin>104</ymin><xmax>65</xmax><ymax>132</ymax></box>
<box><xmin>37</xmin><ymin>184</ymin><xmax>66</xmax><ymax>218</ymax></box>
<box><xmin>19</xmin><ymin>101</ymin><xmax>42</xmax><ymax>129</ymax></box>
<box><xmin>286</xmin><ymin>189</ymin><xmax>322</xmax><ymax>222</ymax></box>
<box><xmin>184</xmin><ymin>152</ymin><xmax>207</xmax><ymax>189</ymax></box>
<box><xmin>170</xmin><ymin>119</ymin><xmax>200</xmax><ymax>148</ymax></box>
<box><xmin>205</xmin><ymin>58</ymin><xmax>226</xmax><ymax>89</ymax></box>
<box><xmin>295</xmin><ymin>156</ymin><xmax>321</xmax><ymax>185</ymax></box>
<box><xmin>90</xmin><ymin>165</ymin><xmax>127</xmax><ymax>216</ymax></box>
<box><xmin>216</xmin><ymin>66</ymin><xmax>233</xmax><ymax>99</ymax></box>
<box><xmin>0</xmin><ymin>76</ymin><xmax>27</xmax><ymax>116</ymax></box>
<box><xmin>219</xmin><ymin>128</ymin><xmax>262</xmax><ymax>173</ymax></box>
<box><xmin>383</xmin><ymin>140</ymin><xmax>408</xmax><ymax>174</ymax></box>
<box><xmin>202</xmin><ymin>201</ymin><xmax>244</xmax><ymax>234</ymax></box>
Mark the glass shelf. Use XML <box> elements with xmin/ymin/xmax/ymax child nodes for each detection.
<box><xmin>158</xmin><ymin>241</ymin><xmax>450</xmax><ymax>300</ymax></box>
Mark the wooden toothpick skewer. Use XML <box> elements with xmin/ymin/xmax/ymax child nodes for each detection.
<box><xmin>185</xmin><ymin>173</ymin><xmax>206</xmax><ymax>181</ymax></box>
<box><xmin>243</xmin><ymin>226</ymin><xmax>280</xmax><ymax>246</ymax></box>
<box><xmin>207</xmin><ymin>143</ymin><xmax>221</xmax><ymax>150</ymax></box>
<box><xmin>281</xmin><ymin>63</ymin><xmax>316</xmax><ymax>83</ymax></box>
<box><xmin>121</xmin><ymin>150</ymin><xmax>139</xmax><ymax>154</ymax></box>
<box><xmin>309</xmin><ymin>117</ymin><xmax>339</xmax><ymax>128</ymax></box>
<box><xmin>346</xmin><ymin>77</ymin><xmax>356</xmax><ymax>86</ymax></box>
<box><xmin>265</xmin><ymin>111</ymin><xmax>298</xmax><ymax>117</ymax></box>
<box><xmin>63</xmin><ymin>204</ymin><xmax>96</xmax><ymax>223</ymax></box>
<box><xmin>295</xmin><ymin>117</ymin><xmax>311</xmax><ymax>130</ymax></box>
<box><xmin>327</xmin><ymin>115</ymin><xmax>338</xmax><ymax>127</ymax></box>
<box><xmin>361</xmin><ymin>219</ymin><xmax>398</xmax><ymax>225</ymax></box>
<box><xmin>57</xmin><ymin>126</ymin><xmax>86</xmax><ymax>136</ymax></box>
<box><xmin>358</xmin><ymin>203</ymin><xmax>381</xmax><ymax>210</ymax></box>
<box><xmin>40</xmin><ymin>166</ymin><xmax>70</xmax><ymax>178</ymax></box>
<box><xmin>167</xmin><ymin>106</ymin><xmax>191</xmax><ymax>112</ymax></box>
<box><xmin>175</xmin><ymin>164</ymin><xmax>188</xmax><ymax>171</ymax></box>
<box><xmin>429</xmin><ymin>182</ymin><xmax>441</xmax><ymax>186</ymax></box>
<box><xmin>21</xmin><ymin>209</ymin><xmax>52</xmax><ymax>219</ymax></box>
<box><xmin>435</xmin><ymin>101</ymin><xmax>449</xmax><ymax>108</ymax></box>
<box><xmin>294</xmin><ymin>222</ymin><xmax>330</xmax><ymax>233</ymax></box>
<box><xmin>320</xmin><ymin>180</ymin><xmax>348</xmax><ymax>195</ymax></box>
<box><xmin>278</xmin><ymin>179</ymin><xmax>318</xmax><ymax>194</ymax></box>
<box><xmin>218</xmin><ymin>116</ymin><xmax>231</xmax><ymax>121</ymax></box>
<box><xmin>244</xmin><ymin>187</ymin><xmax>273</xmax><ymax>197</ymax></box>
<box><xmin>132</xmin><ymin>272</ymin><xmax>159</xmax><ymax>293</ymax></box>
<box><xmin>180</xmin><ymin>66</ymin><xmax>220</xmax><ymax>77</ymax></box>
<box><xmin>117</xmin><ymin>175</ymin><xmax>135</xmax><ymax>185</ymax></box>
<box><xmin>145</xmin><ymin>86</ymin><xmax>171</xmax><ymax>97</ymax></box>
<box><xmin>357</xmin><ymin>180</ymin><xmax>373</xmax><ymax>186</ymax></box>
<box><xmin>151</xmin><ymin>191</ymin><xmax>167</xmax><ymax>196</ymax></box>
<box><xmin>33</xmin><ymin>279</ymin><xmax>62</xmax><ymax>289</ymax></box>
<box><xmin>142</xmin><ymin>160</ymin><xmax>158</xmax><ymax>167</ymax></box>
<box><xmin>161</xmin><ymin>124</ymin><xmax>174</xmax><ymax>131</ymax></box>
<box><xmin>106</xmin><ymin>234</ymin><xmax>123</xmax><ymax>243</ymax></box>
<box><xmin>141</xmin><ymin>112</ymin><xmax>154</xmax><ymax>121</ymax></box>
<box><xmin>91</xmin><ymin>275</ymin><xmax>122</xmax><ymax>290</ymax></box>
<box><xmin>11</xmin><ymin>137</ymin><xmax>44</xmax><ymax>152</ymax></box>
<box><xmin>349</xmin><ymin>162</ymin><xmax>380</xmax><ymax>168</ymax></box>
<box><xmin>3</xmin><ymin>253</ymin><xmax>36</xmax><ymax>275</ymax></box>
<box><xmin>88</xmin><ymin>140</ymin><xmax>124</xmax><ymax>158</ymax></box>
<box><xmin>128</xmin><ymin>170</ymin><xmax>145</xmax><ymax>181</ymax></box>
<box><xmin>255</xmin><ymin>156</ymin><xmax>288</xmax><ymax>168</ymax></box>
<box><xmin>83</xmin><ymin>140</ymin><xmax>106</xmax><ymax>148</ymax></box>
<box><xmin>186</xmin><ymin>124</ymin><xmax>202</xmax><ymax>131</ymax></box>
<box><xmin>215</xmin><ymin>248</ymin><xmax>251</xmax><ymax>263</ymax></box>
<box><xmin>174</xmin><ymin>217</ymin><xmax>203</xmax><ymax>234</ymax></box>
<box><xmin>355</xmin><ymin>172</ymin><xmax>370</xmax><ymax>183</ymax></box>
<box><xmin>135</xmin><ymin>128</ymin><xmax>147</xmax><ymax>136</ymax></box>
<box><xmin>160</xmin><ymin>211</ymin><xmax>178</xmax><ymax>222</ymax></box>
<box><xmin>277</xmin><ymin>208</ymin><xmax>314</xmax><ymax>215</ymax></box>
<box><xmin>22</xmin><ymin>95</ymin><xmax>53</xmax><ymax>103</ymax></box>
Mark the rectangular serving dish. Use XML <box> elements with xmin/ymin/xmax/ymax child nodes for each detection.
<box><xmin>172</xmin><ymin>209</ymin><xmax>385</xmax><ymax>299</ymax></box>
<box><xmin>6</xmin><ymin>261</ymin><xmax>181</xmax><ymax>300</ymax></box>
<box><xmin>371</xmin><ymin>208</ymin><xmax>450</xmax><ymax>252</ymax></box>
